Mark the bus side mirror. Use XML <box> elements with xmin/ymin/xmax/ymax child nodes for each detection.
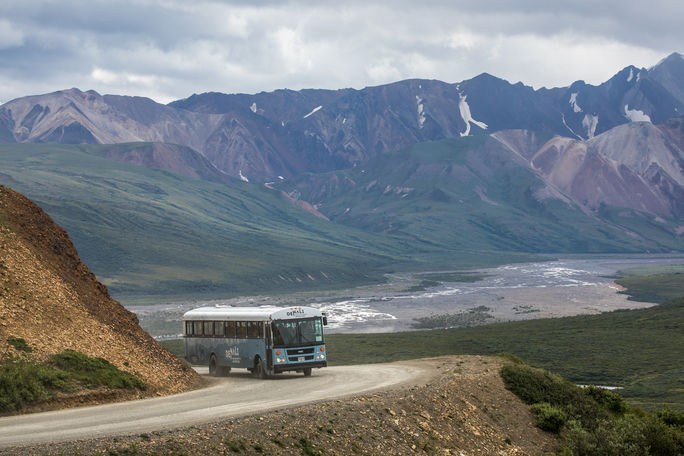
<box><xmin>322</xmin><ymin>316</ymin><xmax>328</xmax><ymax>326</ymax></box>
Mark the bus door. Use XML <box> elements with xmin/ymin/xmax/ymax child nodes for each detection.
<box><xmin>265</xmin><ymin>323</ymin><xmax>273</xmax><ymax>368</ymax></box>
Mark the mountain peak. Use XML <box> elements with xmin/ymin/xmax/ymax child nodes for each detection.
<box><xmin>650</xmin><ymin>52</ymin><xmax>684</xmax><ymax>71</ymax></box>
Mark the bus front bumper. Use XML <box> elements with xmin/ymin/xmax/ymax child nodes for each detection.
<box><xmin>273</xmin><ymin>361</ymin><xmax>327</xmax><ymax>374</ymax></box>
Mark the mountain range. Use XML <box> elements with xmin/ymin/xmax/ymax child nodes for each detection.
<box><xmin>1</xmin><ymin>53</ymin><xmax>682</xmax><ymax>182</ymax></box>
<box><xmin>0</xmin><ymin>53</ymin><xmax>682</xmax><ymax>300</ymax></box>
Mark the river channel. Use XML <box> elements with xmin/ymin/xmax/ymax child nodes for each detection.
<box><xmin>129</xmin><ymin>255</ymin><xmax>684</xmax><ymax>337</ymax></box>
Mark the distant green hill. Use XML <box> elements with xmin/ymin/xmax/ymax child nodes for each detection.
<box><xmin>2</xmin><ymin>137</ymin><xmax>681</xmax><ymax>303</ymax></box>
<box><xmin>0</xmin><ymin>143</ymin><xmax>424</xmax><ymax>303</ymax></box>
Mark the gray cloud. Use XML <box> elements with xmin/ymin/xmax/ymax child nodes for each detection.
<box><xmin>0</xmin><ymin>0</ymin><xmax>679</xmax><ymax>104</ymax></box>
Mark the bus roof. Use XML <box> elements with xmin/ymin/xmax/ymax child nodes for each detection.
<box><xmin>182</xmin><ymin>305</ymin><xmax>323</xmax><ymax>322</ymax></box>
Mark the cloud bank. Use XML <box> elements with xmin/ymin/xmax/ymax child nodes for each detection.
<box><xmin>0</xmin><ymin>0</ymin><xmax>678</xmax><ymax>104</ymax></box>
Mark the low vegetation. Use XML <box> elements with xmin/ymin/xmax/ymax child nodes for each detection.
<box><xmin>615</xmin><ymin>264</ymin><xmax>684</xmax><ymax>303</ymax></box>
<box><xmin>411</xmin><ymin>306</ymin><xmax>493</xmax><ymax>329</ymax></box>
<box><xmin>0</xmin><ymin>340</ymin><xmax>145</xmax><ymax>413</ymax></box>
<box><xmin>501</xmin><ymin>362</ymin><xmax>684</xmax><ymax>455</ymax></box>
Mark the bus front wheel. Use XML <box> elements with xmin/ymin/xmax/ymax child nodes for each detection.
<box><xmin>253</xmin><ymin>357</ymin><xmax>268</xmax><ymax>379</ymax></box>
<box><xmin>303</xmin><ymin>367</ymin><xmax>312</xmax><ymax>377</ymax></box>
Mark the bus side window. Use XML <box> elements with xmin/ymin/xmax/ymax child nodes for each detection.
<box><xmin>236</xmin><ymin>322</ymin><xmax>247</xmax><ymax>338</ymax></box>
<box><xmin>214</xmin><ymin>321</ymin><xmax>225</xmax><ymax>337</ymax></box>
<box><xmin>226</xmin><ymin>321</ymin><xmax>236</xmax><ymax>338</ymax></box>
<box><xmin>247</xmin><ymin>321</ymin><xmax>259</xmax><ymax>338</ymax></box>
<box><xmin>193</xmin><ymin>321</ymin><xmax>203</xmax><ymax>336</ymax></box>
<box><xmin>272</xmin><ymin>323</ymin><xmax>284</xmax><ymax>346</ymax></box>
<box><xmin>185</xmin><ymin>321</ymin><xmax>193</xmax><ymax>336</ymax></box>
<box><xmin>203</xmin><ymin>321</ymin><xmax>214</xmax><ymax>337</ymax></box>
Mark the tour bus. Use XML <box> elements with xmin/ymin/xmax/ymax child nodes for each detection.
<box><xmin>182</xmin><ymin>305</ymin><xmax>327</xmax><ymax>378</ymax></box>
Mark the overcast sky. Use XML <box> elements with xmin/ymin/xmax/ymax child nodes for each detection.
<box><xmin>0</xmin><ymin>0</ymin><xmax>680</xmax><ymax>104</ymax></box>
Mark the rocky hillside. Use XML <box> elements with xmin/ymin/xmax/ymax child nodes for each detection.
<box><xmin>0</xmin><ymin>185</ymin><xmax>200</xmax><ymax>398</ymax></box>
<box><xmin>530</xmin><ymin>119</ymin><xmax>684</xmax><ymax>219</ymax></box>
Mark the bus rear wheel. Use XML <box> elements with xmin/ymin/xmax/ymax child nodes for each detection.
<box><xmin>209</xmin><ymin>355</ymin><xmax>218</xmax><ymax>377</ymax></box>
<box><xmin>253</xmin><ymin>357</ymin><xmax>268</xmax><ymax>379</ymax></box>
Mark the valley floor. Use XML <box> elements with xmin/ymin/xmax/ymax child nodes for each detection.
<box><xmin>133</xmin><ymin>255</ymin><xmax>684</xmax><ymax>338</ymax></box>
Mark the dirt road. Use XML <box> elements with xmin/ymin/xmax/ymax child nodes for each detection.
<box><xmin>0</xmin><ymin>362</ymin><xmax>433</xmax><ymax>448</ymax></box>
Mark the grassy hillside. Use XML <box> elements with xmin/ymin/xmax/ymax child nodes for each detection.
<box><xmin>0</xmin><ymin>143</ymin><xmax>420</xmax><ymax>302</ymax></box>
<box><xmin>2</xmin><ymin>138</ymin><xmax>680</xmax><ymax>302</ymax></box>
<box><xmin>278</xmin><ymin>137</ymin><xmax>683</xmax><ymax>257</ymax></box>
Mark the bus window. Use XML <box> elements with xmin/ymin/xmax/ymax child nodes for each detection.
<box><xmin>300</xmin><ymin>319</ymin><xmax>323</xmax><ymax>343</ymax></box>
<box><xmin>247</xmin><ymin>322</ymin><xmax>260</xmax><ymax>338</ymax></box>
<box><xmin>193</xmin><ymin>321</ymin><xmax>203</xmax><ymax>336</ymax></box>
<box><xmin>236</xmin><ymin>321</ymin><xmax>247</xmax><ymax>338</ymax></box>
<box><xmin>203</xmin><ymin>321</ymin><xmax>214</xmax><ymax>337</ymax></box>
<box><xmin>214</xmin><ymin>321</ymin><xmax>225</xmax><ymax>337</ymax></box>
<box><xmin>226</xmin><ymin>321</ymin><xmax>236</xmax><ymax>338</ymax></box>
<box><xmin>272</xmin><ymin>322</ymin><xmax>284</xmax><ymax>345</ymax></box>
<box><xmin>272</xmin><ymin>318</ymin><xmax>324</xmax><ymax>346</ymax></box>
<box><xmin>185</xmin><ymin>321</ymin><xmax>193</xmax><ymax>336</ymax></box>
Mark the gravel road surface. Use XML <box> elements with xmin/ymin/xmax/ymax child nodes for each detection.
<box><xmin>0</xmin><ymin>362</ymin><xmax>432</xmax><ymax>448</ymax></box>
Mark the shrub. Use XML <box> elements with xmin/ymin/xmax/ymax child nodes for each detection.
<box><xmin>501</xmin><ymin>362</ymin><xmax>684</xmax><ymax>455</ymax></box>
<box><xmin>0</xmin><ymin>350</ymin><xmax>146</xmax><ymax>413</ymax></box>
<box><xmin>0</xmin><ymin>354</ymin><xmax>68</xmax><ymax>412</ymax></box>
<box><xmin>655</xmin><ymin>408</ymin><xmax>684</xmax><ymax>427</ymax></box>
<box><xmin>50</xmin><ymin>350</ymin><xmax>146</xmax><ymax>390</ymax></box>
<box><xmin>583</xmin><ymin>386</ymin><xmax>627</xmax><ymax>415</ymax></box>
<box><xmin>562</xmin><ymin>414</ymin><xmax>682</xmax><ymax>456</ymax></box>
<box><xmin>530</xmin><ymin>402</ymin><xmax>567</xmax><ymax>434</ymax></box>
<box><xmin>500</xmin><ymin>363</ymin><xmax>583</xmax><ymax>407</ymax></box>
<box><xmin>500</xmin><ymin>363</ymin><xmax>608</xmax><ymax>426</ymax></box>
<box><xmin>6</xmin><ymin>336</ymin><xmax>32</xmax><ymax>353</ymax></box>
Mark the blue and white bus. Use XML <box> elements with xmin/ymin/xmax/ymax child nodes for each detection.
<box><xmin>182</xmin><ymin>305</ymin><xmax>327</xmax><ymax>378</ymax></box>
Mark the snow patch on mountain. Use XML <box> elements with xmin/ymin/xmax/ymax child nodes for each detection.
<box><xmin>569</xmin><ymin>93</ymin><xmax>582</xmax><ymax>113</ymax></box>
<box><xmin>627</xmin><ymin>68</ymin><xmax>634</xmax><ymax>83</ymax></box>
<box><xmin>624</xmin><ymin>105</ymin><xmax>651</xmax><ymax>123</ymax></box>
<box><xmin>458</xmin><ymin>93</ymin><xmax>487</xmax><ymax>136</ymax></box>
<box><xmin>303</xmin><ymin>105</ymin><xmax>322</xmax><ymax>119</ymax></box>
<box><xmin>416</xmin><ymin>95</ymin><xmax>426</xmax><ymax>129</ymax></box>
<box><xmin>582</xmin><ymin>114</ymin><xmax>599</xmax><ymax>138</ymax></box>
<box><xmin>250</xmin><ymin>102</ymin><xmax>257</xmax><ymax>113</ymax></box>
<box><xmin>561</xmin><ymin>114</ymin><xmax>583</xmax><ymax>140</ymax></box>
<box><xmin>239</xmin><ymin>170</ymin><xmax>249</xmax><ymax>182</ymax></box>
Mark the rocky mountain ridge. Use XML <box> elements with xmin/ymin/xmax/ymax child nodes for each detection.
<box><xmin>1</xmin><ymin>53</ymin><xmax>682</xmax><ymax>185</ymax></box>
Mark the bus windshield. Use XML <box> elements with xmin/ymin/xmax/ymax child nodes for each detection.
<box><xmin>272</xmin><ymin>318</ymin><xmax>323</xmax><ymax>347</ymax></box>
